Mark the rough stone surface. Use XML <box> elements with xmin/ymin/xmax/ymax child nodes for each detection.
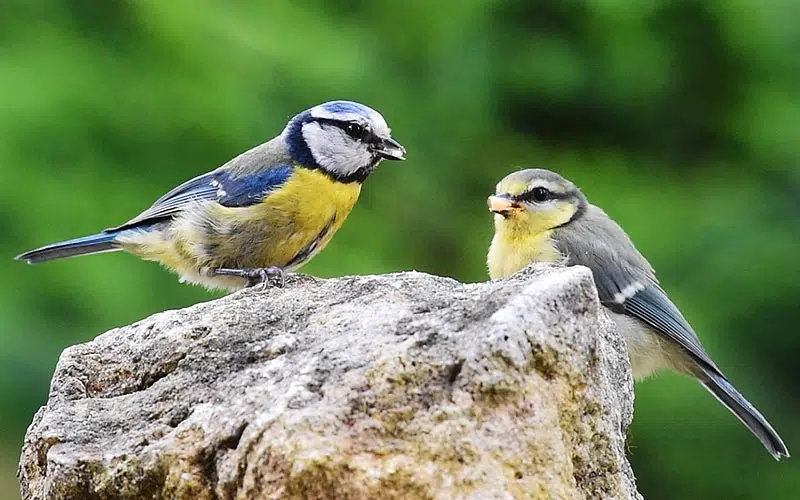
<box><xmin>19</xmin><ymin>265</ymin><xmax>640</xmax><ymax>499</ymax></box>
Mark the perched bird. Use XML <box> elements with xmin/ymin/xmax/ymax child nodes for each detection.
<box><xmin>16</xmin><ymin>100</ymin><xmax>405</xmax><ymax>290</ymax></box>
<box><xmin>487</xmin><ymin>168</ymin><xmax>788</xmax><ymax>459</ymax></box>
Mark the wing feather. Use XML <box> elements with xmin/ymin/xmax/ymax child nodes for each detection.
<box><xmin>107</xmin><ymin>163</ymin><xmax>294</xmax><ymax>232</ymax></box>
<box><xmin>553</xmin><ymin>205</ymin><xmax>720</xmax><ymax>374</ymax></box>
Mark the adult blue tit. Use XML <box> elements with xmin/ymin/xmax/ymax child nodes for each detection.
<box><xmin>486</xmin><ymin>168</ymin><xmax>788</xmax><ymax>459</ymax></box>
<box><xmin>16</xmin><ymin>100</ymin><xmax>406</xmax><ymax>290</ymax></box>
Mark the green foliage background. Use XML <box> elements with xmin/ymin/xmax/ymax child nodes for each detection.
<box><xmin>1</xmin><ymin>0</ymin><xmax>798</xmax><ymax>497</ymax></box>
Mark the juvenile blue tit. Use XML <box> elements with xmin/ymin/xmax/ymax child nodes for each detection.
<box><xmin>487</xmin><ymin>168</ymin><xmax>788</xmax><ymax>459</ymax></box>
<box><xmin>16</xmin><ymin>101</ymin><xmax>406</xmax><ymax>290</ymax></box>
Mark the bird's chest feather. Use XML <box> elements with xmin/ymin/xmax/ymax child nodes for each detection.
<box><xmin>244</xmin><ymin>168</ymin><xmax>361</xmax><ymax>267</ymax></box>
<box><xmin>194</xmin><ymin>168</ymin><xmax>362</xmax><ymax>269</ymax></box>
<box><xmin>487</xmin><ymin>227</ymin><xmax>561</xmax><ymax>279</ymax></box>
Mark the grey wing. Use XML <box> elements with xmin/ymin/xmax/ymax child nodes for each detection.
<box><xmin>106</xmin><ymin>171</ymin><xmax>219</xmax><ymax>231</ymax></box>
<box><xmin>553</xmin><ymin>205</ymin><xmax>721</xmax><ymax>374</ymax></box>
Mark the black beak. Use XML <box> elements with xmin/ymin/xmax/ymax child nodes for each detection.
<box><xmin>373</xmin><ymin>137</ymin><xmax>406</xmax><ymax>161</ymax></box>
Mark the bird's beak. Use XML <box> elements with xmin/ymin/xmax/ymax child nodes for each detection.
<box><xmin>374</xmin><ymin>137</ymin><xmax>406</xmax><ymax>161</ymax></box>
<box><xmin>488</xmin><ymin>195</ymin><xmax>519</xmax><ymax>217</ymax></box>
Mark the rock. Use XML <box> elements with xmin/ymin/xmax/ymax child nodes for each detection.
<box><xmin>18</xmin><ymin>265</ymin><xmax>640</xmax><ymax>499</ymax></box>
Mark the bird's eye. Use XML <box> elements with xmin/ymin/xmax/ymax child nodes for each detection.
<box><xmin>344</xmin><ymin>122</ymin><xmax>368</xmax><ymax>139</ymax></box>
<box><xmin>530</xmin><ymin>187</ymin><xmax>551</xmax><ymax>202</ymax></box>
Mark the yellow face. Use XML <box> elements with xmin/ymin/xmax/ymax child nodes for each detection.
<box><xmin>489</xmin><ymin>171</ymin><xmax>582</xmax><ymax>236</ymax></box>
<box><xmin>486</xmin><ymin>169</ymin><xmax>585</xmax><ymax>279</ymax></box>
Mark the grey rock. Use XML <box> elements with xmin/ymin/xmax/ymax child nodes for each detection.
<box><xmin>19</xmin><ymin>265</ymin><xmax>640</xmax><ymax>499</ymax></box>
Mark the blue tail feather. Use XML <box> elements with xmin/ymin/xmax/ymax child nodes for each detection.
<box><xmin>16</xmin><ymin>232</ymin><xmax>121</xmax><ymax>264</ymax></box>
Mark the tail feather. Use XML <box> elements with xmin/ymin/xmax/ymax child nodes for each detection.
<box><xmin>16</xmin><ymin>232</ymin><xmax>120</xmax><ymax>264</ymax></box>
<box><xmin>701</xmin><ymin>369</ymin><xmax>789</xmax><ymax>459</ymax></box>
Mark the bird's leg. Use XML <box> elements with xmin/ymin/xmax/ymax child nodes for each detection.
<box><xmin>211</xmin><ymin>266</ymin><xmax>286</xmax><ymax>290</ymax></box>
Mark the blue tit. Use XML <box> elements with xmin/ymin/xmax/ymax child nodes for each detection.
<box><xmin>16</xmin><ymin>101</ymin><xmax>406</xmax><ymax>290</ymax></box>
<box><xmin>487</xmin><ymin>168</ymin><xmax>788</xmax><ymax>459</ymax></box>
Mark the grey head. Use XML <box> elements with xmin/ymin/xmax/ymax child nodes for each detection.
<box><xmin>282</xmin><ymin>100</ymin><xmax>406</xmax><ymax>183</ymax></box>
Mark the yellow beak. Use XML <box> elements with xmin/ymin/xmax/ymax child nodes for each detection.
<box><xmin>488</xmin><ymin>195</ymin><xmax>518</xmax><ymax>215</ymax></box>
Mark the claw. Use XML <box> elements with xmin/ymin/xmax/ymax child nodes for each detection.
<box><xmin>246</xmin><ymin>268</ymin><xmax>269</xmax><ymax>288</ymax></box>
<box><xmin>212</xmin><ymin>266</ymin><xmax>286</xmax><ymax>290</ymax></box>
<box><xmin>256</xmin><ymin>272</ymin><xmax>270</xmax><ymax>292</ymax></box>
<box><xmin>274</xmin><ymin>268</ymin><xmax>286</xmax><ymax>288</ymax></box>
<box><xmin>260</xmin><ymin>266</ymin><xmax>286</xmax><ymax>289</ymax></box>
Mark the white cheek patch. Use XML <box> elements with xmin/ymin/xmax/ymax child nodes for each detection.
<box><xmin>302</xmin><ymin>123</ymin><xmax>372</xmax><ymax>176</ymax></box>
<box><xmin>613</xmin><ymin>281</ymin><xmax>646</xmax><ymax>304</ymax></box>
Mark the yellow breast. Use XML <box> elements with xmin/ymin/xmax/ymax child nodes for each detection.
<box><xmin>487</xmin><ymin>222</ymin><xmax>561</xmax><ymax>279</ymax></box>
<box><xmin>234</xmin><ymin>168</ymin><xmax>362</xmax><ymax>269</ymax></box>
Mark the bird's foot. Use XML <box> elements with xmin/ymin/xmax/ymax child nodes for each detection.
<box><xmin>212</xmin><ymin>266</ymin><xmax>286</xmax><ymax>290</ymax></box>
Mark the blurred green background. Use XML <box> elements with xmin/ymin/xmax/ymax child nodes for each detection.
<box><xmin>1</xmin><ymin>0</ymin><xmax>798</xmax><ymax>498</ymax></box>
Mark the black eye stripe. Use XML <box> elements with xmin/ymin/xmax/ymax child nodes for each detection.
<box><xmin>514</xmin><ymin>187</ymin><xmax>568</xmax><ymax>202</ymax></box>
<box><xmin>315</xmin><ymin>118</ymin><xmax>372</xmax><ymax>141</ymax></box>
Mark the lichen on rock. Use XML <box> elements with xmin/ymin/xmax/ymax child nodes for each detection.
<box><xmin>19</xmin><ymin>265</ymin><xmax>641</xmax><ymax>499</ymax></box>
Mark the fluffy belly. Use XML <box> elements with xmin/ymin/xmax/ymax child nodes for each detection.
<box><xmin>606</xmin><ymin>309</ymin><xmax>680</xmax><ymax>379</ymax></box>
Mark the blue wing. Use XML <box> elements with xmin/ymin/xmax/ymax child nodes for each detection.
<box><xmin>108</xmin><ymin>164</ymin><xmax>294</xmax><ymax>231</ymax></box>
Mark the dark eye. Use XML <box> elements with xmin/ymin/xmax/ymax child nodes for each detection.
<box><xmin>530</xmin><ymin>187</ymin><xmax>551</xmax><ymax>202</ymax></box>
<box><xmin>345</xmin><ymin>122</ymin><xmax>368</xmax><ymax>139</ymax></box>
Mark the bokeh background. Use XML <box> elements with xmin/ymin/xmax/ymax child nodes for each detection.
<box><xmin>1</xmin><ymin>0</ymin><xmax>798</xmax><ymax>498</ymax></box>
